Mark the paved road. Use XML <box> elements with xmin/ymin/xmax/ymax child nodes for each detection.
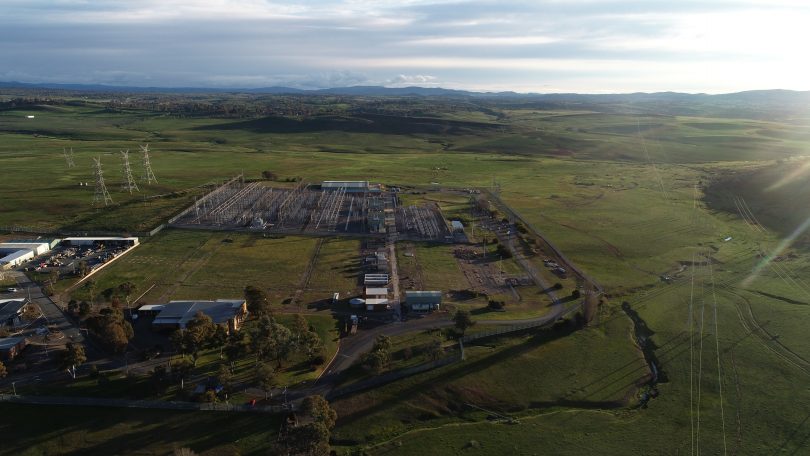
<box><xmin>387</xmin><ymin>234</ymin><xmax>401</xmax><ymax>320</ymax></box>
<box><xmin>7</xmin><ymin>271</ymin><xmax>84</xmax><ymax>344</ymax></box>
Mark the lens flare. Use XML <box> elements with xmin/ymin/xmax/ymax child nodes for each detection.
<box><xmin>742</xmin><ymin>215</ymin><xmax>810</xmax><ymax>287</ymax></box>
<box><xmin>766</xmin><ymin>159</ymin><xmax>810</xmax><ymax>192</ymax></box>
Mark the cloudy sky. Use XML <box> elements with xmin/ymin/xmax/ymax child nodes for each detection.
<box><xmin>1</xmin><ymin>0</ymin><xmax>808</xmax><ymax>93</ymax></box>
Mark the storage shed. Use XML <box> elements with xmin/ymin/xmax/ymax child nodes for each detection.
<box><xmin>364</xmin><ymin>274</ymin><xmax>389</xmax><ymax>285</ymax></box>
<box><xmin>365</xmin><ymin>298</ymin><xmax>390</xmax><ymax>311</ymax></box>
<box><xmin>365</xmin><ymin>287</ymin><xmax>389</xmax><ymax>299</ymax></box>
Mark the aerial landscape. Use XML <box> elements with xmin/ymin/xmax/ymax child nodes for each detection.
<box><xmin>1</xmin><ymin>1</ymin><xmax>810</xmax><ymax>455</ymax></box>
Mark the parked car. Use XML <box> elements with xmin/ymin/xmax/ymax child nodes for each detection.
<box><xmin>6</xmin><ymin>287</ymin><xmax>18</xmax><ymax>293</ymax></box>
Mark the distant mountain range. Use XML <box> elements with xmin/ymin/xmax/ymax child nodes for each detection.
<box><xmin>2</xmin><ymin>81</ymin><xmax>808</xmax><ymax>120</ymax></box>
<box><xmin>1</xmin><ymin>80</ymin><xmax>808</xmax><ymax>101</ymax></box>
<box><xmin>0</xmin><ymin>81</ymin><xmax>488</xmax><ymax>96</ymax></box>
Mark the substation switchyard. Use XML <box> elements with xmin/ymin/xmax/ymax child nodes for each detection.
<box><xmin>170</xmin><ymin>177</ymin><xmax>454</xmax><ymax>241</ymax></box>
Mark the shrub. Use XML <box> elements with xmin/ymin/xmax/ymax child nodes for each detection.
<box><xmin>495</xmin><ymin>244</ymin><xmax>512</xmax><ymax>259</ymax></box>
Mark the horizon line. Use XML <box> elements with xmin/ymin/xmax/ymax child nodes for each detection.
<box><xmin>0</xmin><ymin>80</ymin><xmax>806</xmax><ymax>97</ymax></box>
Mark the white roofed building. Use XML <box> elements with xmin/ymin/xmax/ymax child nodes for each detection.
<box><xmin>365</xmin><ymin>298</ymin><xmax>390</xmax><ymax>311</ymax></box>
<box><xmin>365</xmin><ymin>287</ymin><xmax>389</xmax><ymax>299</ymax></box>
<box><xmin>62</xmin><ymin>237</ymin><xmax>139</xmax><ymax>247</ymax></box>
<box><xmin>0</xmin><ymin>249</ymin><xmax>34</xmax><ymax>269</ymax></box>
<box><xmin>0</xmin><ymin>240</ymin><xmax>54</xmax><ymax>269</ymax></box>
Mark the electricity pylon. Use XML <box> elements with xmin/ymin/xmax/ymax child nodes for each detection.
<box><xmin>140</xmin><ymin>144</ymin><xmax>157</xmax><ymax>184</ymax></box>
<box><xmin>92</xmin><ymin>157</ymin><xmax>113</xmax><ymax>206</ymax></box>
<box><xmin>121</xmin><ymin>150</ymin><xmax>139</xmax><ymax>194</ymax></box>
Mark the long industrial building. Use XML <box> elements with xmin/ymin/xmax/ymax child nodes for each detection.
<box><xmin>0</xmin><ymin>240</ymin><xmax>54</xmax><ymax>269</ymax></box>
<box><xmin>321</xmin><ymin>181</ymin><xmax>382</xmax><ymax>193</ymax></box>
<box><xmin>61</xmin><ymin>237</ymin><xmax>139</xmax><ymax>247</ymax></box>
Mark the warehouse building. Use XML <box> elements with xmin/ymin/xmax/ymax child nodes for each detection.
<box><xmin>405</xmin><ymin>291</ymin><xmax>442</xmax><ymax>312</ymax></box>
<box><xmin>321</xmin><ymin>180</ymin><xmax>383</xmax><ymax>193</ymax></box>
<box><xmin>0</xmin><ymin>336</ymin><xmax>27</xmax><ymax>361</ymax></box>
<box><xmin>321</xmin><ymin>181</ymin><xmax>370</xmax><ymax>193</ymax></box>
<box><xmin>0</xmin><ymin>299</ymin><xmax>29</xmax><ymax>327</ymax></box>
<box><xmin>149</xmin><ymin>299</ymin><xmax>248</xmax><ymax>333</ymax></box>
<box><xmin>0</xmin><ymin>240</ymin><xmax>54</xmax><ymax>269</ymax></box>
<box><xmin>0</xmin><ymin>249</ymin><xmax>34</xmax><ymax>269</ymax></box>
<box><xmin>0</xmin><ymin>241</ymin><xmax>52</xmax><ymax>256</ymax></box>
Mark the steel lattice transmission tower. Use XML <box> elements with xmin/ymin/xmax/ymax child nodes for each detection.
<box><xmin>140</xmin><ymin>144</ymin><xmax>158</xmax><ymax>184</ymax></box>
<box><xmin>120</xmin><ymin>149</ymin><xmax>139</xmax><ymax>194</ymax></box>
<box><xmin>63</xmin><ymin>147</ymin><xmax>76</xmax><ymax>168</ymax></box>
<box><xmin>92</xmin><ymin>156</ymin><xmax>113</xmax><ymax>206</ymax></box>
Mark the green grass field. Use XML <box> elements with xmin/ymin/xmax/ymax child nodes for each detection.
<box><xmin>300</xmin><ymin>237</ymin><xmax>362</xmax><ymax>306</ymax></box>
<box><xmin>331</xmin><ymin>316</ymin><xmax>643</xmax><ymax>447</ymax></box>
<box><xmin>69</xmin><ymin>229</ymin><xmax>318</xmax><ymax>306</ymax></box>
<box><xmin>3</xmin><ymin>96</ymin><xmax>810</xmax><ymax>455</ymax></box>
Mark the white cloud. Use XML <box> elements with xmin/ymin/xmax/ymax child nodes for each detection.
<box><xmin>405</xmin><ymin>36</ymin><xmax>560</xmax><ymax>46</ymax></box>
<box><xmin>1</xmin><ymin>0</ymin><xmax>809</xmax><ymax>92</ymax></box>
<box><xmin>387</xmin><ymin>74</ymin><xmax>438</xmax><ymax>86</ymax></box>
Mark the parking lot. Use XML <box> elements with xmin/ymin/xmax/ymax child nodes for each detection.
<box><xmin>20</xmin><ymin>242</ymin><xmax>132</xmax><ymax>279</ymax></box>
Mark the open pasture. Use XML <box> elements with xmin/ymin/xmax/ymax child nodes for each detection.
<box><xmin>4</xmin><ymin>96</ymin><xmax>810</xmax><ymax>455</ymax></box>
<box><xmin>72</xmin><ymin>229</ymin><xmax>318</xmax><ymax>306</ymax></box>
<box><xmin>3</xmin><ymin>100</ymin><xmax>810</xmax><ymax>234</ymax></box>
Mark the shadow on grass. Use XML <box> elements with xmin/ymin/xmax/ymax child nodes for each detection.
<box><xmin>334</xmin><ymin>323</ymin><xmax>579</xmax><ymax>433</ymax></box>
<box><xmin>0</xmin><ymin>403</ymin><xmax>281</xmax><ymax>456</ymax></box>
<box><xmin>192</xmin><ymin>113</ymin><xmax>501</xmax><ymax>136</ymax></box>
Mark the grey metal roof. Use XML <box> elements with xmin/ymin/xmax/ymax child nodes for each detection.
<box><xmin>0</xmin><ymin>299</ymin><xmax>27</xmax><ymax>321</ymax></box>
<box><xmin>0</xmin><ymin>336</ymin><xmax>25</xmax><ymax>351</ymax></box>
<box><xmin>0</xmin><ymin>249</ymin><xmax>34</xmax><ymax>263</ymax></box>
<box><xmin>321</xmin><ymin>181</ymin><xmax>369</xmax><ymax>187</ymax></box>
<box><xmin>405</xmin><ymin>291</ymin><xmax>442</xmax><ymax>297</ymax></box>
<box><xmin>405</xmin><ymin>291</ymin><xmax>442</xmax><ymax>304</ymax></box>
<box><xmin>152</xmin><ymin>299</ymin><xmax>245</xmax><ymax>327</ymax></box>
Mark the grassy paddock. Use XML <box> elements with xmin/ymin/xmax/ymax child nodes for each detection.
<box><xmin>69</xmin><ymin>229</ymin><xmax>318</xmax><ymax>306</ymax></box>
<box><xmin>0</xmin><ymin>403</ymin><xmax>279</xmax><ymax>456</ymax></box>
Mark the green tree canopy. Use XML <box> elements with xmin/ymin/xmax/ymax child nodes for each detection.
<box><xmin>453</xmin><ymin>309</ymin><xmax>475</xmax><ymax>335</ymax></box>
<box><xmin>244</xmin><ymin>285</ymin><xmax>271</xmax><ymax>316</ymax></box>
<box><xmin>301</xmin><ymin>395</ymin><xmax>337</xmax><ymax>430</ymax></box>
